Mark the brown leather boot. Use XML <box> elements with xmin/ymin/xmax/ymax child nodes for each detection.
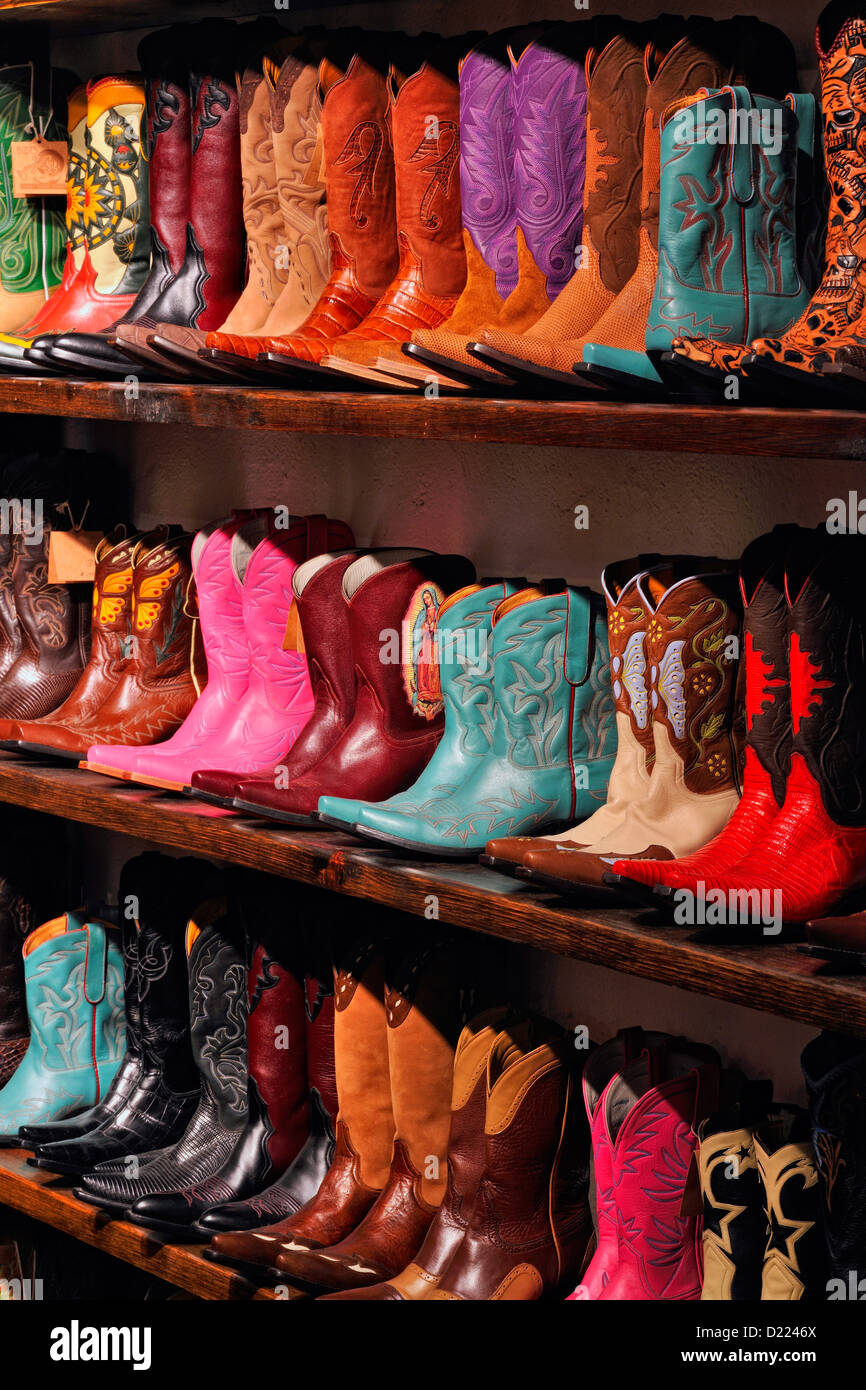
<box><xmin>75</xmin><ymin>532</ymin><xmax>206</xmax><ymax>767</ymax></box>
<box><xmin>207</xmin><ymin>932</ymin><xmax>394</xmax><ymax>1277</ymax></box>
<box><xmin>274</xmin><ymin>931</ymin><xmax>470</xmax><ymax>1293</ymax></box>
<box><xmin>518</xmin><ymin>564</ymin><xmax>744</xmax><ymax>893</ymax></box>
<box><xmin>251</xmin><ymin>37</ymin><xmax>399</xmax><ymax>369</ymax></box>
<box><xmin>320</xmin><ymin>1007</ymin><xmax>517</xmax><ymax>1300</ymax></box>
<box><xmin>429</xmin><ymin>1016</ymin><xmax>592</xmax><ymax>1300</ymax></box>
<box><xmin>206</xmin><ymin>40</ymin><xmax>329</xmax><ymax>359</ymax></box>
<box><xmin>0</xmin><ymin>527</ymin><xmax>172</xmax><ymax>756</ymax></box>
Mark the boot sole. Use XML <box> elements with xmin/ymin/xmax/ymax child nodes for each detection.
<box><xmin>467</xmin><ymin>342</ymin><xmax>609</xmax><ymax>397</ymax></box>
<box><xmin>478</xmin><ymin>853</ymin><xmax>525</xmax><ymax>876</ymax></box>
<box><xmin>200</xmin><ymin>1247</ymin><xmax>285</xmax><ymax>1282</ymax></box>
<box><xmin>230</xmin><ymin>798</ymin><xmax>318</xmax><ymax>828</ymax></box>
<box><xmin>27</xmin><ymin>1155</ymin><xmax>95</xmax><ymax>1177</ymax></box>
<box><xmin>182</xmin><ymin>785</ymin><xmax>238</xmax><ymax>808</ymax></box>
<box><xmin>198</xmin><ymin>347</ymin><xmax>282</xmax><ymax>383</ymax></box>
<box><xmin>333</xmin><ymin>818</ymin><xmax>494</xmax><ymax>860</ymax></box>
<box><xmin>72</xmin><ymin>1187</ymin><xmax>132</xmax><ymax>1216</ymax></box>
<box><xmin>130</xmin><ymin>1212</ymin><xmax>210</xmax><ymax>1241</ymax></box>
<box><xmin>254</xmin><ymin>352</ymin><xmax>369</xmax><ymax>389</ymax></box>
<box><xmin>400</xmin><ymin>342</ymin><xmax>517</xmax><ymax>392</ymax></box>
<box><xmin>739</xmin><ymin>354</ymin><xmax>846</xmax><ymax>406</ymax></box>
<box><xmin>798</xmin><ymin>942</ymin><xmax>866</xmax><ymax>969</ymax></box>
<box><xmin>10</xmin><ymin>740</ymin><xmax>90</xmax><ymax>761</ymax></box>
<box><xmin>78</xmin><ymin>761</ymin><xmax>136</xmax><ymax>780</ymax></box>
<box><xmin>601</xmin><ymin>871</ymin><xmax>675</xmax><ymax>909</ymax></box>
<box><xmin>125</xmin><ymin>771</ymin><xmax>187</xmax><ymax>793</ymax></box>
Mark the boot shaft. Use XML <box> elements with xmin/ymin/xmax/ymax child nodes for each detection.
<box><xmin>817</xmin><ymin>9</ymin><xmax>866</xmax><ymax>280</ymax></box>
<box><xmin>332</xmin><ymin>931</ymin><xmax>394</xmax><ymax>1190</ymax></box>
<box><xmin>457</xmin><ymin>37</ymin><xmax>517</xmax><ymax>299</ymax></box>
<box><xmin>0</xmin><ymin>65</ymin><xmax>69</xmax><ymax>299</ymax></box>
<box><xmin>755</xmin><ymin>1106</ymin><xmax>827</xmax><ymax>1300</ymax></box>
<box><xmin>435</xmin><ymin>580</ymin><xmax>518</xmax><ymax>758</ymax></box>
<box><xmin>265</xmin><ymin>44</ymin><xmax>329</xmax><ymax>318</ymax></box>
<box><xmin>129</xmin><ymin>531</ymin><xmax>203</xmax><ymax>686</ymax></box>
<box><xmin>740</xmin><ymin>528</ymin><xmax>799</xmax><ymax>805</ymax></box>
<box><xmin>801</xmin><ymin>1030</ymin><xmax>866</xmax><ymax>1284</ymax></box>
<box><xmin>84</xmin><ymin>75</ymin><xmax>150</xmax><ymax>297</ymax></box>
<box><xmin>184</xmin><ymin>898</ymin><xmax>247</xmax><ymax>1125</ymax></box>
<box><xmin>66</xmin><ymin>86</ymin><xmax>89</xmax><ymax>274</ymax></box>
<box><xmin>22</xmin><ymin>913</ymin><xmax>125</xmax><ymax>1071</ymax></box>
<box><xmin>12</xmin><ymin>521</ymin><xmax>90</xmax><ymax>676</ymax></box>
<box><xmin>292</xmin><ymin>549</ymin><xmax>359</xmax><ymax>737</ymax></box>
<box><xmin>139</xmin><ymin>28</ymin><xmax>192</xmax><ymax>281</ymax></box>
<box><xmin>698</xmin><ymin>1086</ymin><xmax>775</xmax><ymax>1302</ymax></box>
<box><xmin>511</xmin><ymin>24</ymin><xmax>589</xmax><ymax>300</ymax></box>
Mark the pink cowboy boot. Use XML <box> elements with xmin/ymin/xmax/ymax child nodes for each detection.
<box><xmin>568</xmin><ymin>1028</ymin><xmax>673</xmax><ymax>1301</ymax></box>
<box><xmin>87</xmin><ymin>514</ymin><xmax>353</xmax><ymax>788</ymax></box>
<box><xmin>595</xmin><ymin>1042</ymin><xmax>720</xmax><ymax>1301</ymax></box>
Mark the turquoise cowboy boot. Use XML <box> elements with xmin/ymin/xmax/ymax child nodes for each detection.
<box><xmin>317</xmin><ymin>580</ymin><xmax>522</xmax><ymax>833</ymax></box>
<box><xmin>585</xmin><ymin>87</ymin><xmax>817</xmax><ymax>392</ymax></box>
<box><xmin>0</xmin><ymin>912</ymin><xmax>125</xmax><ymax>1142</ymax></box>
<box><xmin>337</xmin><ymin>586</ymin><xmax>616</xmax><ymax>858</ymax></box>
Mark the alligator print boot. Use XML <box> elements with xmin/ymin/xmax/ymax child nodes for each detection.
<box><xmin>801</xmin><ymin>1030</ymin><xmax>866</xmax><ymax>1288</ymax></box>
<box><xmin>199</xmin><ymin>896</ymin><xmax>337</xmax><ymax>1237</ymax></box>
<box><xmin>25</xmin><ymin>73</ymin><xmax>150</xmax><ymax>368</ymax></box>
<box><xmin>208</xmin><ymin>930</ymin><xmax>393</xmax><ymax>1276</ymax></box>
<box><xmin>78</xmin><ymin>532</ymin><xmax>208</xmax><ymax>773</ymax></box>
<box><xmin>397</xmin><ymin>24</ymin><xmax>595</xmax><ymax>392</ymax></box>
<box><xmin>48</xmin><ymin>28</ymin><xmax>193</xmax><ymax>378</ymax></box>
<box><xmin>628</xmin><ymin>532</ymin><xmax>866</xmax><ymax>924</ymax></box>
<box><xmin>520</xmin><ymin>564</ymin><xmax>743</xmax><ymax>894</ymax></box>
<box><xmin>755</xmin><ymin>1107</ymin><xmax>827</xmax><ymax>1300</ymax></box>
<box><xmin>329</xmin><ymin>582</ymin><xmax>616</xmax><ymax>857</ymax></box>
<box><xmin>77</xmin><ymin>894</ymin><xmax>248</xmax><ymax>1215</ymax></box>
<box><xmin>230</xmin><ymin>549</ymin><xmax>475</xmax><ymax>826</ymax></box>
<box><xmin>613</xmin><ymin>528</ymin><xmax>799</xmax><ymax>901</ymax></box>
<box><xmin>194</xmin><ymin>546</ymin><xmax>360</xmax><ymax>807</ymax></box>
<box><xmin>0</xmin><ymin>65</ymin><xmax>69</xmax><ymax>333</ymax></box>
<box><xmin>315</xmin><ymin>579</ymin><xmax>522</xmax><ymax>836</ymax></box>
<box><xmin>0</xmin><ymin>526</ymin><xmax>171</xmax><ymax>756</ymax></box>
<box><xmin>745</xmin><ymin>6</ymin><xmax>866</xmax><ymax>398</ymax></box>
<box><xmin>130</xmin><ymin>874</ymin><xmax>310</xmax><ymax>1236</ymax></box>
<box><xmin>0</xmin><ymin>914</ymin><xmax>125</xmax><ymax>1143</ymax></box>
<box><xmin>25</xmin><ymin>854</ymin><xmax>216</xmax><ymax>1175</ymax></box>
<box><xmin>428</xmin><ymin>1015</ymin><xmax>592</xmax><ymax>1301</ymax></box>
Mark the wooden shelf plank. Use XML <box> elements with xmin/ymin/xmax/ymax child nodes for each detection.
<box><xmin>0</xmin><ymin>376</ymin><xmax>863</xmax><ymax>457</ymax></box>
<box><xmin>0</xmin><ymin>0</ymin><xmax>380</xmax><ymax>32</ymax></box>
<box><xmin>0</xmin><ymin>752</ymin><xmax>861</xmax><ymax>1037</ymax></box>
<box><xmin>0</xmin><ymin>1149</ymin><xmax>289</xmax><ymax>1299</ymax></box>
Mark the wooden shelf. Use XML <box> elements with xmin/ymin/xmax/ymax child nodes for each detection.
<box><xmin>0</xmin><ymin>1148</ymin><xmax>287</xmax><ymax>1299</ymax></box>
<box><xmin>0</xmin><ymin>376</ymin><xmax>862</xmax><ymax>457</ymax></box>
<box><xmin>0</xmin><ymin>0</ymin><xmax>382</xmax><ymax>34</ymax></box>
<box><xmin>0</xmin><ymin>752</ymin><xmax>862</xmax><ymax>1037</ymax></box>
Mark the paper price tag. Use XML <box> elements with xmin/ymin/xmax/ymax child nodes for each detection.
<box><xmin>11</xmin><ymin>138</ymin><xmax>67</xmax><ymax>197</ymax></box>
<box><xmin>48</xmin><ymin>530</ymin><xmax>104</xmax><ymax>584</ymax></box>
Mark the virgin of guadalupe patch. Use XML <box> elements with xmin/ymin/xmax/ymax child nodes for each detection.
<box><xmin>402</xmin><ymin>582</ymin><xmax>445</xmax><ymax>720</ymax></box>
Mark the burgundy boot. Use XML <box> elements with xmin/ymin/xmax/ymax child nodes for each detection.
<box><xmin>230</xmin><ymin>549</ymin><xmax>476</xmax><ymax>826</ymax></box>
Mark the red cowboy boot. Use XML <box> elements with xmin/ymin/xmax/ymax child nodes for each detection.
<box><xmin>227</xmin><ymin>548</ymin><xmax>476</xmax><ymax>826</ymax></box>
<box><xmin>610</xmin><ymin>528</ymin><xmax>800</xmax><ymax>899</ymax></box>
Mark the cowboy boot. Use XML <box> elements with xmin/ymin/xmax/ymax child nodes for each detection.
<box><xmin>0</xmin><ymin>84</ymin><xmax>88</xmax><ymax>367</ymax></box>
<box><xmin>46</xmin><ymin>28</ymin><xmax>193</xmax><ymax>378</ymax></box>
<box><xmin>199</xmin><ymin>893</ymin><xmax>337</xmax><ymax>1238</ymax></box>
<box><xmin>274</xmin><ymin>930</ymin><xmax>471</xmax><ymax>1293</ymax></box>
<box><xmin>485</xmin><ymin>553</ymin><xmax>684</xmax><ymax>872</ymax></box>
<box><xmin>118</xmin><ymin>24</ymin><xmax>245</xmax><ymax>371</ymax></box>
<box><xmin>0</xmin><ymin>913</ymin><xmax>125</xmax><ymax>1144</ymax></box>
<box><xmin>251</xmin><ymin>36</ymin><xmax>400</xmax><ymax>373</ymax></box>
<box><xmin>24</xmin><ymin>855</ymin><xmax>217</xmax><ymax>1174</ymax></box>
<box><xmin>802</xmin><ymin>1030</ymin><xmax>866</xmax><ymax>1287</ymax></box>
<box><xmin>76</xmin><ymin>893</ymin><xmax>248</xmax><ymax>1215</ymax></box>
<box><xmin>194</xmin><ymin>546</ymin><xmax>361</xmax><ymax>808</ymax></box>
<box><xmin>697</xmin><ymin>1083</ymin><xmax>776</xmax><ymax>1300</ymax></box>
<box><xmin>24</xmin><ymin>73</ymin><xmax>150</xmax><ymax>369</ymax></box>
<box><xmin>128</xmin><ymin>873</ymin><xmax>309</xmax><ymax>1236</ymax></box>
<box><xmin>98</xmin><ymin>513</ymin><xmax>352</xmax><ymax>789</ymax></box>
<box><xmin>613</xmin><ymin>528</ymin><xmax>800</xmax><ymax>899</ymax></box>
<box><xmin>203</xmin><ymin>38</ymin><xmax>330</xmax><ymax>369</ymax></box>
<box><xmin>229</xmin><ymin>549</ymin><xmax>475</xmax><ymax>827</ymax></box>
<box><xmin>567</xmin><ymin>1029</ymin><xmax>674</xmax><ymax>1299</ymax></box>
<box><xmin>756</xmin><ymin>1106</ymin><xmax>827</xmax><ymax>1300</ymax></box>
<box><xmin>638</xmin><ymin>533</ymin><xmax>866</xmax><ymax>924</ymax></box>
<box><xmin>587</xmin><ymin>1041</ymin><xmax>720</xmax><ymax>1300</ymax></box>
<box><xmin>206</xmin><ymin>930</ymin><xmax>393</xmax><ymax>1273</ymax></box>
<box><xmin>471</xmin><ymin>24</ymin><xmax>651</xmax><ymax>389</ymax></box>
<box><xmin>322</xmin><ymin>41</ymin><xmax>466</xmax><ymax>381</ymax></box>
<box><xmin>0</xmin><ymin>65</ymin><xmax>70</xmax><ymax>333</ymax></box>
<box><xmin>0</xmin><ymin>453</ymin><xmax>59</xmax><ymax>680</ymax></box>
<box><xmin>73</xmin><ymin>532</ymin><xmax>207</xmax><ymax>773</ymax></box>
<box><xmin>617</xmin><ymin>89</ymin><xmax>818</xmax><ymax>395</ymax></box>
<box><xmin>321</xmin><ymin>1007</ymin><xmax>517</xmax><ymax>1301</ymax></box>
<box><xmin>0</xmin><ymin>526</ymin><xmax>174</xmax><ymax>756</ymax></box>
<box><xmin>427</xmin><ymin>1015</ymin><xmax>592</xmax><ymax>1300</ymax></box>
<box><xmin>745</xmin><ymin>5</ymin><xmax>866</xmax><ymax>397</ymax></box>
<box><xmin>520</xmin><ymin>564</ymin><xmax>743</xmax><ymax>894</ymax></box>
<box><xmin>316</xmin><ymin>578</ymin><xmax>522</xmax><ymax>837</ymax></box>
<box><xmin>0</xmin><ymin>499</ymin><xmax>92</xmax><ymax>723</ymax></box>
<box><xmin>396</xmin><ymin>24</ymin><xmax>594</xmax><ymax>391</ymax></box>
<box><xmin>327</xmin><ymin>582</ymin><xmax>615</xmax><ymax>858</ymax></box>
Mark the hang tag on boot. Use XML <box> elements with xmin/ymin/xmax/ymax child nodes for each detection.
<box><xmin>11</xmin><ymin>137</ymin><xmax>68</xmax><ymax>197</ymax></box>
<box><xmin>48</xmin><ymin>530</ymin><xmax>104</xmax><ymax>584</ymax></box>
<box><xmin>282</xmin><ymin>598</ymin><xmax>306</xmax><ymax>652</ymax></box>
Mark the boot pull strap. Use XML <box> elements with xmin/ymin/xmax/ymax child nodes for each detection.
<box><xmin>304</xmin><ymin>513</ymin><xmax>331</xmax><ymax>560</ymax></box>
<box><xmin>786</xmin><ymin>92</ymin><xmax>817</xmax><ymax>209</ymax></box>
<box><xmin>724</xmin><ymin>86</ymin><xmax>757</xmax><ymax>205</ymax></box>
<box><xmin>618</xmin><ymin>1026</ymin><xmax>647</xmax><ymax>1065</ymax></box>
<box><xmin>82</xmin><ymin>923</ymin><xmax>108</xmax><ymax>1005</ymax></box>
<box><xmin>692</xmin><ymin>1062</ymin><xmax>720</xmax><ymax>1128</ymax></box>
<box><xmin>563</xmin><ymin>587</ymin><xmax>595</xmax><ymax>687</ymax></box>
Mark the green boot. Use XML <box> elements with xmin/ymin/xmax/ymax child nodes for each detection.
<box><xmin>334</xmin><ymin>586</ymin><xmax>616</xmax><ymax>858</ymax></box>
<box><xmin>0</xmin><ymin>65</ymin><xmax>69</xmax><ymax>333</ymax></box>
<box><xmin>0</xmin><ymin>912</ymin><xmax>125</xmax><ymax>1143</ymax></box>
